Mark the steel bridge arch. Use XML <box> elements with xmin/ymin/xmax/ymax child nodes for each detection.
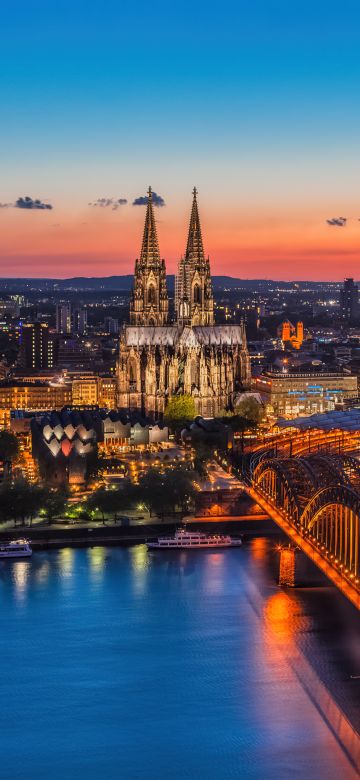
<box><xmin>252</xmin><ymin>457</ymin><xmax>316</xmax><ymax>524</ymax></box>
<box><xmin>300</xmin><ymin>485</ymin><xmax>360</xmax><ymax>577</ymax></box>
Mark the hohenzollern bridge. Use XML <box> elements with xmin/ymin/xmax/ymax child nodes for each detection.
<box><xmin>230</xmin><ymin>419</ymin><xmax>360</xmax><ymax>609</ymax></box>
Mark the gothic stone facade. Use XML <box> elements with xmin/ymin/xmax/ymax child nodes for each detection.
<box><xmin>118</xmin><ymin>187</ymin><xmax>251</xmax><ymax>417</ymax></box>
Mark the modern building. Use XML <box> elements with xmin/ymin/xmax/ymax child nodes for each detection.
<box><xmin>104</xmin><ymin>316</ymin><xmax>119</xmax><ymax>334</ymax></box>
<box><xmin>101</xmin><ymin>410</ymin><xmax>168</xmax><ymax>451</ymax></box>
<box><xmin>0</xmin><ymin>381</ymin><xmax>72</xmax><ymax>427</ymax></box>
<box><xmin>340</xmin><ymin>278</ymin><xmax>359</xmax><ymax>322</ymax></box>
<box><xmin>71</xmin><ymin>376</ymin><xmax>117</xmax><ymax>408</ymax></box>
<box><xmin>31</xmin><ymin>408</ymin><xmax>170</xmax><ymax>484</ymax></box>
<box><xmin>18</xmin><ymin>323</ymin><xmax>55</xmax><ymax>369</ymax></box>
<box><xmin>256</xmin><ymin>370</ymin><xmax>358</xmax><ymax>417</ymax></box>
<box><xmin>73</xmin><ymin>307</ymin><xmax>88</xmax><ymax>335</ymax></box>
<box><xmin>56</xmin><ymin>337</ymin><xmax>102</xmax><ymax>369</ymax></box>
<box><xmin>31</xmin><ymin>409</ymin><xmax>98</xmax><ymax>486</ymax></box>
<box><xmin>0</xmin><ymin>299</ymin><xmax>20</xmax><ymax>319</ymax></box>
<box><xmin>56</xmin><ymin>304</ymin><xmax>72</xmax><ymax>334</ymax></box>
<box><xmin>118</xmin><ymin>187</ymin><xmax>251</xmax><ymax>417</ymax></box>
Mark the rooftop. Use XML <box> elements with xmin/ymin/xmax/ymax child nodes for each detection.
<box><xmin>277</xmin><ymin>408</ymin><xmax>360</xmax><ymax>432</ymax></box>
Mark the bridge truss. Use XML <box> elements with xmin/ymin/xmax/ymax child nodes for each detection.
<box><xmin>244</xmin><ymin>449</ymin><xmax>360</xmax><ymax>607</ymax></box>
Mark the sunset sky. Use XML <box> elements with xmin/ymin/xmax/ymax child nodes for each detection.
<box><xmin>1</xmin><ymin>1</ymin><xmax>360</xmax><ymax>280</ymax></box>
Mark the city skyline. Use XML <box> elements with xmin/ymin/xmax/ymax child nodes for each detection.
<box><xmin>1</xmin><ymin>1</ymin><xmax>360</xmax><ymax>280</ymax></box>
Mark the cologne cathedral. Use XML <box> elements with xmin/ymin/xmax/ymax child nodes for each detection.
<box><xmin>117</xmin><ymin>187</ymin><xmax>251</xmax><ymax>417</ymax></box>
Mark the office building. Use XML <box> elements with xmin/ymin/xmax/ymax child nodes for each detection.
<box><xmin>19</xmin><ymin>323</ymin><xmax>55</xmax><ymax>369</ymax></box>
<box><xmin>340</xmin><ymin>278</ymin><xmax>359</xmax><ymax>322</ymax></box>
<box><xmin>56</xmin><ymin>303</ymin><xmax>72</xmax><ymax>334</ymax></box>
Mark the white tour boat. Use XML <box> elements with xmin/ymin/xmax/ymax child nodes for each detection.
<box><xmin>147</xmin><ymin>528</ymin><xmax>242</xmax><ymax>549</ymax></box>
<box><xmin>0</xmin><ymin>539</ymin><xmax>33</xmax><ymax>558</ymax></box>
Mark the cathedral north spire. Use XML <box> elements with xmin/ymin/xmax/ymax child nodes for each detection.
<box><xmin>175</xmin><ymin>188</ymin><xmax>214</xmax><ymax>326</ymax></box>
<box><xmin>130</xmin><ymin>186</ymin><xmax>168</xmax><ymax>326</ymax></box>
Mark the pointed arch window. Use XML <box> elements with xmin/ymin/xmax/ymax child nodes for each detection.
<box><xmin>148</xmin><ymin>285</ymin><xmax>156</xmax><ymax>305</ymax></box>
<box><xmin>193</xmin><ymin>284</ymin><xmax>201</xmax><ymax>304</ymax></box>
<box><xmin>129</xmin><ymin>358</ymin><xmax>137</xmax><ymax>390</ymax></box>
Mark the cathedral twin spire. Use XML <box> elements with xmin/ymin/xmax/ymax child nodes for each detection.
<box><xmin>176</xmin><ymin>187</ymin><xmax>214</xmax><ymax>326</ymax></box>
<box><xmin>130</xmin><ymin>187</ymin><xmax>168</xmax><ymax>326</ymax></box>
<box><xmin>129</xmin><ymin>186</ymin><xmax>214</xmax><ymax>327</ymax></box>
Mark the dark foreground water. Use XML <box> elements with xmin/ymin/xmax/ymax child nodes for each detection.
<box><xmin>0</xmin><ymin>539</ymin><xmax>359</xmax><ymax>780</ymax></box>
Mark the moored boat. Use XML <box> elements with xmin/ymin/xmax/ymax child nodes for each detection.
<box><xmin>147</xmin><ymin>528</ymin><xmax>242</xmax><ymax>549</ymax></box>
<box><xmin>0</xmin><ymin>539</ymin><xmax>33</xmax><ymax>558</ymax></box>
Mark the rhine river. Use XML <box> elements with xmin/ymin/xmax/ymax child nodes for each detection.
<box><xmin>0</xmin><ymin>538</ymin><xmax>359</xmax><ymax>780</ymax></box>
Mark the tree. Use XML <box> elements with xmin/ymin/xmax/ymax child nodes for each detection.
<box><xmin>86</xmin><ymin>444</ymin><xmax>107</xmax><ymax>483</ymax></box>
<box><xmin>86</xmin><ymin>486</ymin><xmax>124</xmax><ymax>524</ymax></box>
<box><xmin>192</xmin><ymin>442</ymin><xmax>212</xmax><ymax>478</ymax></box>
<box><xmin>164</xmin><ymin>465</ymin><xmax>197</xmax><ymax>514</ymax></box>
<box><xmin>0</xmin><ymin>479</ymin><xmax>44</xmax><ymax>526</ymax></box>
<box><xmin>41</xmin><ymin>488</ymin><xmax>68</xmax><ymax>524</ymax></box>
<box><xmin>164</xmin><ymin>394</ymin><xmax>196</xmax><ymax>431</ymax></box>
<box><xmin>234</xmin><ymin>396</ymin><xmax>263</xmax><ymax>426</ymax></box>
<box><xmin>0</xmin><ymin>431</ymin><xmax>19</xmax><ymax>466</ymax></box>
<box><xmin>136</xmin><ymin>465</ymin><xmax>196</xmax><ymax>518</ymax></box>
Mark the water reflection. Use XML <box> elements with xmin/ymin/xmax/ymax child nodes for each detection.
<box><xmin>250</xmin><ymin>536</ymin><xmax>268</xmax><ymax>562</ymax></box>
<box><xmin>130</xmin><ymin>544</ymin><xmax>149</xmax><ymax>594</ymax></box>
<box><xmin>34</xmin><ymin>559</ymin><xmax>50</xmax><ymax>586</ymax></box>
<box><xmin>87</xmin><ymin>546</ymin><xmax>107</xmax><ymax>583</ymax></box>
<box><xmin>58</xmin><ymin>547</ymin><xmax>75</xmax><ymax>578</ymax></box>
<box><xmin>204</xmin><ymin>551</ymin><xmax>226</xmax><ymax>595</ymax></box>
<box><xmin>265</xmin><ymin>591</ymin><xmax>300</xmax><ymax>646</ymax></box>
<box><xmin>13</xmin><ymin>560</ymin><xmax>31</xmax><ymax>601</ymax></box>
<box><xmin>261</xmin><ymin>588</ymin><xmax>359</xmax><ymax>769</ymax></box>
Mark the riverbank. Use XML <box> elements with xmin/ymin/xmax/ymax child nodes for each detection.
<box><xmin>0</xmin><ymin>516</ymin><xmax>278</xmax><ymax>550</ymax></box>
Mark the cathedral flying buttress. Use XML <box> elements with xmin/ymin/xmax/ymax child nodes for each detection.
<box><xmin>118</xmin><ymin>188</ymin><xmax>251</xmax><ymax>418</ymax></box>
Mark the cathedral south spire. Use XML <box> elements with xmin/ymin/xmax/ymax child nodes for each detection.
<box><xmin>175</xmin><ymin>188</ymin><xmax>214</xmax><ymax>326</ymax></box>
<box><xmin>130</xmin><ymin>186</ymin><xmax>169</xmax><ymax>326</ymax></box>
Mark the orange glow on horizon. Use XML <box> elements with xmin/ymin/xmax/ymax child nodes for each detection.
<box><xmin>1</xmin><ymin>203</ymin><xmax>359</xmax><ymax>279</ymax></box>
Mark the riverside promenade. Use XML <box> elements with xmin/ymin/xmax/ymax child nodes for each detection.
<box><xmin>0</xmin><ymin>515</ymin><xmax>276</xmax><ymax>550</ymax></box>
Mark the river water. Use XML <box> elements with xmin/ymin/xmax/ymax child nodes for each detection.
<box><xmin>0</xmin><ymin>538</ymin><xmax>359</xmax><ymax>780</ymax></box>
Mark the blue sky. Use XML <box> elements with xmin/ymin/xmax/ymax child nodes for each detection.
<box><xmin>1</xmin><ymin>0</ymin><xmax>360</xmax><ymax>278</ymax></box>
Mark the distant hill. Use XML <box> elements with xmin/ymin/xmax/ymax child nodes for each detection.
<box><xmin>0</xmin><ymin>275</ymin><xmax>344</xmax><ymax>292</ymax></box>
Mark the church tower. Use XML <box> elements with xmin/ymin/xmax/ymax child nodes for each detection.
<box><xmin>175</xmin><ymin>188</ymin><xmax>214</xmax><ymax>326</ymax></box>
<box><xmin>130</xmin><ymin>187</ymin><xmax>169</xmax><ymax>326</ymax></box>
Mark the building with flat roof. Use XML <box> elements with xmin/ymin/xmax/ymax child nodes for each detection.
<box><xmin>0</xmin><ymin>381</ymin><xmax>72</xmax><ymax>427</ymax></box>
<box><xmin>340</xmin><ymin>278</ymin><xmax>359</xmax><ymax>322</ymax></box>
<box><xmin>256</xmin><ymin>370</ymin><xmax>358</xmax><ymax>418</ymax></box>
<box><xmin>19</xmin><ymin>323</ymin><xmax>55</xmax><ymax>369</ymax></box>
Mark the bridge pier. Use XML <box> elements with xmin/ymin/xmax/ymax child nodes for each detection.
<box><xmin>278</xmin><ymin>545</ymin><xmax>309</xmax><ymax>587</ymax></box>
<box><xmin>279</xmin><ymin>545</ymin><xmax>296</xmax><ymax>587</ymax></box>
<box><xmin>278</xmin><ymin>544</ymin><xmax>325</xmax><ymax>587</ymax></box>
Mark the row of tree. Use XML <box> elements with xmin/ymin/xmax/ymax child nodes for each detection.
<box><xmin>0</xmin><ymin>480</ymin><xmax>68</xmax><ymax>526</ymax></box>
<box><xmin>0</xmin><ymin>464</ymin><xmax>198</xmax><ymax>527</ymax></box>
<box><xmin>87</xmin><ymin>465</ymin><xmax>197</xmax><ymax>522</ymax></box>
<box><xmin>164</xmin><ymin>394</ymin><xmax>263</xmax><ymax>432</ymax></box>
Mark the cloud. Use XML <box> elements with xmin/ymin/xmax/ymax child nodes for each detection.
<box><xmin>88</xmin><ymin>197</ymin><xmax>127</xmax><ymax>210</ymax></box>
<box><xmin>133</xmin><ymin>191</ymin><xmax>165</xmax><ymax>207</ymax></box>
<box><xmin>0</xmin><ymin>202</ymin><xmax>12</xmax><ymax>209</ymax></box>
<box><xmin>16</xmin><ymin>196</ymin><xmax>53</xmax><ymax>210</ymax></box>
<box><xmin>326</xmin><ymin>216</ymin><xmax>347</xmax><ymax>226</ymax></box>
